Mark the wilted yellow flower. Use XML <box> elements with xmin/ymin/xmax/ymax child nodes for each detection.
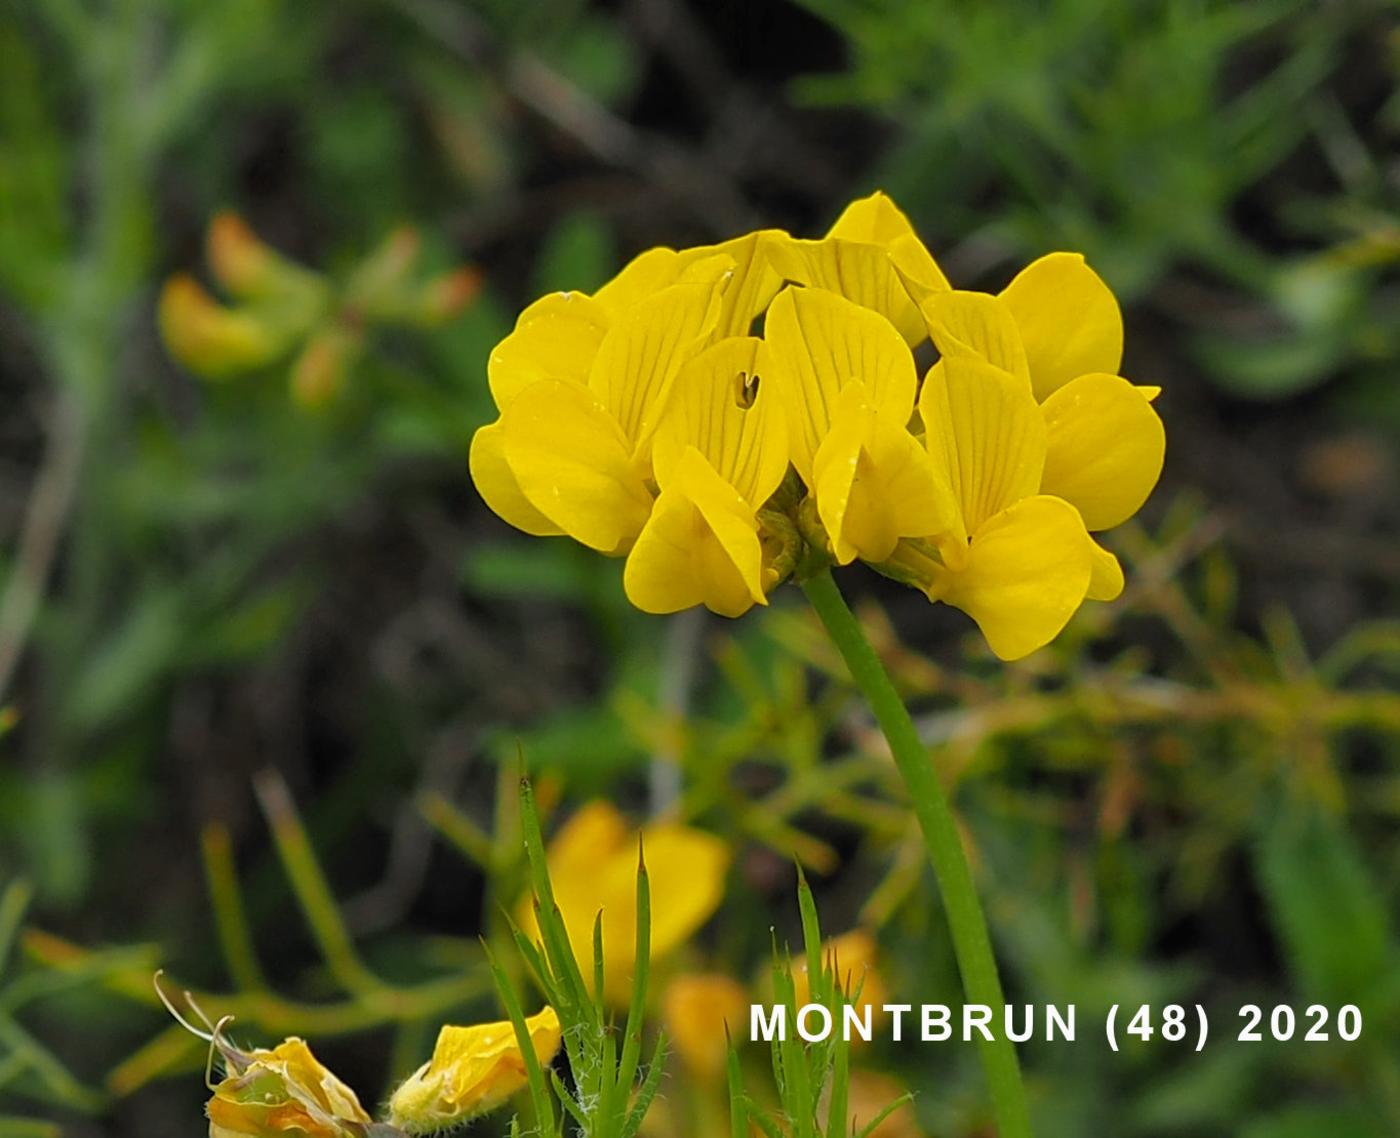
<box><xmin>469</xmin><ymin>191</ymin><xmax>1164</xmax><ymax>658</ymax></box>
<box><xmin>517</xmin><ymin>802</ymin><xmax>729</xmax><ymax>1006</ymax></box>
<box><xmin>663</xmin><ymin>972</ymin><xmax>749</xmax><ymax>1081</ymax></box>
<box><xmin>389</xmin><ymin>1007</ymin><xmax>562</xmax><ymax>1134</ymax></box>
<box><xmin>206</xmin><ymin>1036</ymin><xmax>372</xmax><ymax>1138</ymax></box>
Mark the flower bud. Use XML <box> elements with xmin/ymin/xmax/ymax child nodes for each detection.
<box><xmin>158</xmin><ymin>275</ymin><xmax>284</xmax><ymax>379</ymax></box>
<box><xmin>388</xmin><ymin>1007</ymin><xmax>561</xmax><ymax>1134</ymax></box>
<box><xmin>290</xmin><ymin>325</ymin><xmax>361</xmax><ymax>410</ymax></box>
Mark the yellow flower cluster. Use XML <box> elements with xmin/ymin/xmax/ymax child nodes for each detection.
<box><xmin>472</xmin><ymin>192</ymin><xmax>1165</xmax><ymax>659</ymax></box>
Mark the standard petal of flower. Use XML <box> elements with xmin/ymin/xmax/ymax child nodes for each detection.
<box><xmin>918</xmin><ymin>290</ymin><xmax>1031</xmax><ymax>383</ymax></box>
<box><xmin>652</xmin><ymin>337</ymin><xmax>787</xmax><ymax>508</ymax></box>
<box><xmin>591</xmin><ymin>245</ymin><xmax>723</xmax><ymax>316</ymax></box>
<box><xmin>765</xmin><ymin>286</ymin><xmax>918</xmax><ymax>483</ymax></box>
<box><xmin>930</xmin><ymin>495</ymin><xmax>1094</xmax><ymax>661</ymax></box>
<box><xmin>704</xmin><ymin>229</ymin><xmax>787</xmax><ymax>338</ymax></box>
<box><xmin>501</xmin><ymin>380</ymin><xmax>654</xmax><ymax>554</ymax></box>
<box><xmin>1000</xmin><ymin>252</ymin><xmax>1123</xmax><ymax>401</ymax></box>
<box><xmin>1087</xmin><ymin>538</ymin><xmax>1125</xmax><ymax>601</ymax></box>
<box><xmin>765</xmin><ymin>236</ymin><xmax>926</xmax><ymax>346</ymax></box>
<box><xmin>624</xmin><ymin>448</ymin><xmax>767</xmax><ymax>617</ymax></box>
<box><xmin>887</xmin><ymin>232</ymin><xmax>952</xmax><ymax>302</ymax></box>
<box><xmin>588</xmin><ymin>279</ymin><xmax>725</xmax><ymax>450</ymax></box>
<box><xmin>1040</xmin><ymin>372</ymin><xmax>1165</xmax><ymax>531</ymax></box>
<box><xmin>920</xmin><ymin>354</ymin><xmax>1046</xmax><ymax>536</ymax></box>
<box><xmin>813</xmin><ymin>383</ymin><xmax>956</xmax><ymax>565</ymax></box>
<box><xmin>487</xmin><ymin>291</ymin><xmax>610</xmax><ymax>409</ymax></box>
<box><xmin>469</xmin><ymin>420</ymin><xmax>566</xmax><ymax>537</ymax></box>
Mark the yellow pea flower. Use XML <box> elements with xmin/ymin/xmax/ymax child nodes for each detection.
<box><xmin>158</xmin><ymin>275</ymin><xmax>288</xmax><ymax>379</ymax></box>
<box><xmin>914</xmin><ymin>352</ymin><xmax>1097</xmax><ymax>660</ymax></box>
<box><xmin>624</xmin><ymin>337</ymin><xmax>788</xmax><ymax>616</ymax></box>
<box><xmin>471</xmin><ymin>231</ymin><xmax>788</xmax><ymax>552</ymax></box>
<box><xmin>918</xmin><ymin>255</ymin><xmax>1165</xmax><ymax>608</ymax></box>
<box><xmin>388</xmin><ymin>1008</ymin><xmax>562</xmax><ymax>1134</ymax></box>
<box><xmin>516</xmin><ymin>802</ymin><xmax>729</xmax><ymax>1006</ymax></box>
<box><xmin>764</xmin><ymin>286</ymin><xmax>957</xmax><ymax>565</ymax></box>
<box><xmin>662</xmin><ymin>972</ymin><xmax>750</xmax><ymax>1082</ymax></box>
<box><xmin>206</xmin><ymin>1037</ymin><xmax>372</xmax><ymax>1138</ymax></box>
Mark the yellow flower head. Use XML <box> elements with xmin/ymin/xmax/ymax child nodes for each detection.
<box><xmin>662</xmin><ymin>972</ymin><xmax>749</xmax><ymax>1082</ymax></box>
<box><xmin>516</xmin><ymin>802</ymin><xmax>729</xmax><ymax>1006</ymax></box>
<box><xmin>388</xmin><ymin>1007</ymin><xmax>562</xmax><ymax>1134</ymax></box>
<box><xmin>471</xmin><ymin>192</ymin><xmax>1164</xmax><ymax>656</ymax></box>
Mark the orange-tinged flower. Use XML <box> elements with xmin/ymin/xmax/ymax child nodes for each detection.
<box><xmin>388</xmin><ymin>1007</ymin><xmax>562</xmax><ymax>1134</ymax></box>
<box><xmin>516</xmin><ymin>802</ymin><xmax>729</xmax><ymax>1006</ymax></box>
<box><xmin>158</xmin><ymin>275</ymin><xmax>286</xmax><ymax>379</ymax></box>
<box><xmin>663</xmin><ymin>972</ymin><xmax>749</xmax><ymax>1081</ymax></box>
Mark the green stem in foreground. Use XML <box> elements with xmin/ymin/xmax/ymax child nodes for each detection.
<box><xmin>800</xmin><ymin>570</ymin><xmax>1032</xmax><ymax>1138</ymax></box>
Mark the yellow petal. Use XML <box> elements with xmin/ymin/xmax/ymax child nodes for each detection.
<box><xmin>1040</xmin><ymin>372</ymin><xmax>1165</xmax><ymax>531</ymax></box>
<box><xmin>705</xmin><ymin>229</ymin><xmax>786</xmax><ymax>338</ymax></box>
<box><xmin>1137</xmin><ymin>384</ymin><xmax>1162</xmax><ymax>401</ymax></box>
<box><xmin>888</xmin><ymin>232</ymin><xmax>952</xmax><ymax>302</ymax></box>
<box><xmin>663</xmin><ymin>974</ymin><xmax>750</xmax><ymax>1082</ymax></box>
<box><xmin>918</xmin><ymin>290</ymin><xmax>1030</xmax><ymax>383</ymax></box>
<box><xmin>813</xmin><ymin>382</ymin><xmax>957</xmax><ymax>565</ymax></box>
<box><xmin>590</xmin><ymin>245</ymin><xmax>706</xmax><ymax>317</ymax></box>
<box><xmin>764</xmin><ymin>236</ymin><xmax>926</xmax><ymax>346</ymax></box>
<box><xmin>764</xmin><ymin>286</ymin><xmax>917</xmax><ymax>483</ymax></box>
<box><xmin>929</xmin><ymin>495</ymin><xmax>1094</xmax><ymax>661</ymax></box>
<box><xmin>487</xmin><ymin>291</ymin><xmax>610</xmax><ymax>409</ymax></box>
<box><xmin>469</xmin><ymin>419</ymin><xmax>566</xmax><ymax>537</ymax></box>
<box><xmin>624</xmin><ymin>447</ymin><xmax>768</xmax><ymax>617</ymax></box>
<box><xmin>388</xmin><ymin>1008</ymin><xmax>562</xmax><ymax>1132</ymax></box>
<box><xmin>652</xmin><ymin>337</ymin><xmax>787</xmax><ymax>508</ymax></box>
<box><xmin>920</xmin><ymin>354</ymin><xmax>1046</xmax><ymax>535</ymax></box>
<box><xmin>1087</xmin><ymin>538</ymin><xmax>1124</xmax><ymax>601</ymax></box>
<box><xmin>500</xmin><ymin>380</ymin><xmax>654</xmax><ymax>553</ymax></box>
<box><xmin>999</xmin><ymin>252</ymin><xmax>1123</xmax><ymax>401</ymax></box>
<box><xmin>825</xmin><ymin>191</ymin><xmax>952</xmax><ymax>302</ymax></box>
<box><xmin>516</xmin><ymin>802</ymin><xmax>730</xmax><ymax>1006</ymax></box>
<box><xmin>588</xmin><ymin>279</ymin><xmax>725</xmax><ymax>450</ymax></box>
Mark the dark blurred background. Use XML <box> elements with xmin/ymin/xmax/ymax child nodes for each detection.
<box><xmin>0</xmin><ymin>1</ymin><xmax>1397</xmax><ymax>1136</ymax></box>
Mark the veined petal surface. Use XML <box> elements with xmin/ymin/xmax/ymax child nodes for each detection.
<box><xmin>501</xmin><ymin>380</ymin><xmax>653</xmax><ymax>554</ymax></box>
<box><xmin>918</xmin><ymin>290</ymin><xmax>1030</xmax><ymax>383</ymax></box>
<box><xmin>588</xmin><ymin>279</ymin><xmax>724</xmax><ymax>451</ymax></box>
<box><xmin>765</xmin><ymin>286</ymin><xmax>917</xmax><ymax>483</ymax></box>
<box><xmin>765</xmin><ymin>236</ymin><xmax>926</xmax><ymax>346</ymax></box>
<box><xmin>920</xmin><ymin>354</ymin><xmax>1046</xmax><ymax>536</ymax></box>
<box><xmin>652</xmin><ymin>337</ymin><xmax>787</xmax><ymax>508</ymax></box>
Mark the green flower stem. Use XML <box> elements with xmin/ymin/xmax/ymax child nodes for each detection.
<box><xmin>799</xmin><ymin>570</ymin><xmax>1032</xmax><ymax>1138</ymax></box>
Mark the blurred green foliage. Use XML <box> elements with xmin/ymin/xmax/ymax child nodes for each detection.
<box><xmin>0</xmin><ymin>0</ymin><xmax>1397</xmax><ymax>1136</ymax></box>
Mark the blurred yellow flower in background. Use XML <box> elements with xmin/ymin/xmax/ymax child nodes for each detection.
<box><xmin>792</xmin><ymin>929</ymin><xmax>888</xmax><ymax>1037</ymax></box>
<box><xmin>388</xmin><ymin>1007</ymin><xmax>561</xmax><ymax>1134</ymax></box>
<box><xmin>516</xmin><ymin>802</ymin><xmax>730</xmax><ymax>1005</ymax></box>
<box><xmin>663</xmin><ymin>972</ymin><xmax>750</xmax><ymax>1082</ymax></box>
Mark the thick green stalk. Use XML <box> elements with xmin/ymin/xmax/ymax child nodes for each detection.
<box><xmin>800</xmin><ymin>570</ymin><xmax>1032</xmax><ymax>1138</ymax></box>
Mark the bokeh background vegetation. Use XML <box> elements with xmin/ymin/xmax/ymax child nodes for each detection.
<box><xmin>1</xmin><ymin>0</ymin><xmax>1398</xmax><ymax>1135</ymax></box>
